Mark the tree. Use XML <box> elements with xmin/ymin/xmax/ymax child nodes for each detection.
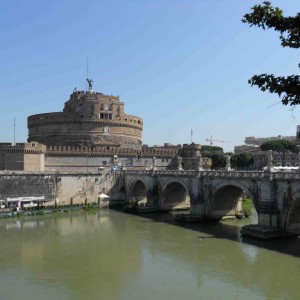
<box><xmin>231</xmin><ymin>152</ymin><xmax>254</xmax><ymax>169</ymax></box>
<box><xmin>201</xmin><ymin>145</ymin><xmax>225</xmax><ymax>168</ymax></box>
<box><xmin>242</xmin><ymin>1</ymin><xmax>300</xmax><ymax>106</ymax></box>
<box><xmin>201</xmin><ymin>145</ymin><xmax>224</xmax><ymax>152</ymax></box>
<box><xmin>260</xmin><ymin>139</ymin><xmax>299</xmax><ymax>153</ymax></box>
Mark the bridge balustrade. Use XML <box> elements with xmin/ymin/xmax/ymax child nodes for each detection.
<box><xmin>124</xmin><ymin>169</ymin><xmax>300</xmax><ymax>181</ymax></box>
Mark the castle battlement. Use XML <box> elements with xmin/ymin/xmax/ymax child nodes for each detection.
<box><xmin>45</xmin><ymin>145</ymin><xmax>178</xmax><ymax>158</ymax></box>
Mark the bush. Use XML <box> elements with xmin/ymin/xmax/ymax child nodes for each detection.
<box><xmin>242</xmin><ymin>198</ymin><xmax>253</xmax><ymax>217</ymax></box>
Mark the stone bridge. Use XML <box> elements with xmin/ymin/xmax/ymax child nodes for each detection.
<box><xmin>124</xmin><ymin>169</ymin><xmax>300</xmax><ymax>238</ymax></box>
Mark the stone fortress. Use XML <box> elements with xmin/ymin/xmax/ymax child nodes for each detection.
<box><xmin>28</xmin><ymin>87</ymin><xmax>143</xmax><ymax>149</ymax></box>
<box><xmin>0</xmin><ymin>80</ymin><xmax>191</xmax><ymax>172</ymax></box>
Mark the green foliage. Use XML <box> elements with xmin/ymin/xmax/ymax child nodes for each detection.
<box><xmin>201</xmin><ymin>145</ymin><xmax>225</xmax><ymax>169</ymax></box>
<box><xmin>210</xmin><ymin>153</ymin><xmax>226</xmax><ymax>169</ymax></box>
<box><xmin>242</xmin><ymin>1</ymin><xmax>300</xmax><ymax>106</ymax></box>
<box><xmin>231</xmin><ymin>152</ymin><xmax>254</xmax><ymax>169</ymax></box>
<box><xmin>260</xmin><ymin>139</ymin><xmax>299</xmax><ymax>153</ymax></box>
<box><xmin>242</xmin><ymin>198</ymin><xmax>253</xmax><ymax>218</ymax></box>
<box><xmin>124</xmin><ymin>199</ymin><xmax>139</xmax><ymax>213</ymax></box>
<box><xmin>201</xmin><ymin>145</ymin><xmax>224</xmax><ymax>152</ymax></box>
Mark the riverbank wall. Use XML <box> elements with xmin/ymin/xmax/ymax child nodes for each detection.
<box><xmin>0</xmin><ymin>171</ymin><xmax>123</xmax><ymax>206</ymax></box>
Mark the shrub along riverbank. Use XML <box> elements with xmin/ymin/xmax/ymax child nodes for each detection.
<box><xmin>242</xmin><ymin>198</ymin><xmax>253</xmax><ymax>217</ymax></box>
<box><xmin>0</xmin><ymin>204</ymin><xmax>102</xmax><ymax>219</ymax></box>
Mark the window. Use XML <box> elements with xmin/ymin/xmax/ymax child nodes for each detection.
<box><xmin>102</xmin><ymin>161</ymin><xmax>107</xmax><ymax>166</ymax></box>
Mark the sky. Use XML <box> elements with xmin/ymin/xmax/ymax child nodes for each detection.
<box><xmin>0</xmin><ymin>0</ymin><xmax>299</xmax><ymax>152</ymax></box>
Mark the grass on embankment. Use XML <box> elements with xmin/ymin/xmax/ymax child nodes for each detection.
<box><xmin>242</xmin><ymin>198</ymin><xmax>253</xmax><ymax>217</ymax></box>
<box><xmin>0</xmin><ymin>205</ymin><xmax>101</xmax><ymax>219</ymax></box>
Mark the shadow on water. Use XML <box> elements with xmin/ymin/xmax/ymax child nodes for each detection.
<box><xmin>126</xmin><ymin>209</ymin><xmax>300</xmax><ymax>258</ymax></box>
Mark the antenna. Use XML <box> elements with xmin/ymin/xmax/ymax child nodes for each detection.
<box><xmin>86</xmin><ymin>57</ymin><xmax>89</xmax><ymax>92</ymax></box>
<box><xmin>13</xmin><ymin>116</ymin><xmax>16</xmax><ymax>146</ymax></box>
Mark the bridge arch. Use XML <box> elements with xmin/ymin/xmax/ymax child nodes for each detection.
<box><xmin>127</xmin><ymin>177</ymin><xmax>149</xmax><ymax>203</ymax></box>
<box><xmin>161</xmin><ymin>180</ymin><xmax>190</xmax><ymax>210</ymax></box>
<box><xmin>210</xmin><ymin>182</ymin><xmax>256</xmax><ymax>220</ymax></box>
<box><xmin>285</xmin><ymin>198</ymin><xmax>300</xmax><ymax>234</ymax></box>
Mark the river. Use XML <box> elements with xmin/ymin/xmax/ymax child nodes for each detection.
<box><xmin>0</xmin><ymin>209</ymin><xmax>299</xmax><ymax>300</ymax></box>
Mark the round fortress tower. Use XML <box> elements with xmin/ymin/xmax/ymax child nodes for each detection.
<box><xmin>28</xmin><ymin>87</ymin><xmax>143</xmax><ymax>149</ymax></box>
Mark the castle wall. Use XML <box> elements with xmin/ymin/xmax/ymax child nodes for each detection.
<box><xmin>0</xmin><ymin>143</ymin><xmax>46</xmax><ymax>171</ymax></box>
<box><xmin>44</xmin><ymin>155</ymin><xmax>172</xmax><ymax>172</ymax></box>
<box><xmin>0</xmin><ymin>152</ymin><xmax>24</xmax><ymax>170</ymax></box>
<box><xmin>24</xmin><ymin>153</ymin><xmax>44</xmax><ymax>171</ymax></box>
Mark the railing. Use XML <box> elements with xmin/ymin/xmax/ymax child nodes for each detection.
<box><xmin>2</xmin><ymin>168</ymin><xmax>300</xmax><ymax>180</ymax></box>
<box><xmin>124</xmin><ymin>169</ymin><xmax>300</xmax><ymax>180</ymax></box>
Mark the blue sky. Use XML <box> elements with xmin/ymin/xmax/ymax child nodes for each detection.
<box><xmin>0</xmin><ymin>0</ymin><xmax>299</xmax><ymax>151</ymax></box>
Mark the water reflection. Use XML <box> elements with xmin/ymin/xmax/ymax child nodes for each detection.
<box><xmin>0</xmin><ymin>211</ymin><xmax>299</xmax><ymax>300</ymax></box>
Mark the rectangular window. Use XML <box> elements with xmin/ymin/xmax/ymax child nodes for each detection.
<box><xmin>102</xmin><ymin>161</ymin><xmax>107</xmax><ymax>166</ymax></box>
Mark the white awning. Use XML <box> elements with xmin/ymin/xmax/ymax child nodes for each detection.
<box><xmin>98</xmin><ymin>193</ymin><xmax>110</xmax><ymax>200</ymax></box>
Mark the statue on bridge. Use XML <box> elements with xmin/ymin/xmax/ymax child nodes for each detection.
<box><xmin>266</xmin><ymin>150</ymin><xmax>274</xmax><ymax>172</ymax></box>
<box><xmin>152</xmin><ymin>156</ymin><xmax>157</xmax><ymax>171</ymax></box>
<box><xmin>225</xmin><ymin>154</ymin><xmax>231</xmax><ymax>171</ymax></box>
<box><xmin>195</xmin><ymin>152</ymin><xmax>203</xmax><ymax>171</ymax></box>
<box><xmin>122</xmin><ymin>158</ymin><xmax>127</xmax><ymax>170</ymax></box>
<box><xmin>177</xmin><ymin>155</ymin><xmax>183</xmax><ymax>171</ymax></box>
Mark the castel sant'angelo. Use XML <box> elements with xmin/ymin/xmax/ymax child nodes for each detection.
<box><xmin>0</xmin><ymin>79</ymin><xmax>201</xmax><ymax>172</ymax></box>
<box><xmin>28</xmin><ymin>80</ymin><xmax>143</xmax><ymax>149</ymax></box>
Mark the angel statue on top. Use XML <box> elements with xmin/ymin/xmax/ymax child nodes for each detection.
<box><xmin>86</xmin><ymin>78</ymin><xmax>94</xmax><ymax>92</ymax></box>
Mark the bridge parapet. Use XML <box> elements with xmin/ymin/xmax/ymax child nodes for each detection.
<box><xmin>124</xmin><ymin>170</ymin><xmax>196</xmax><ymax>177</ymax></box>
<box><xmin>200</xmin><ymin>170</ymin><xmax>265</xmax><ymax>179</ymax></box>
<box><xmin>125</xmin><ymin>169</ymin><xmax>300</xmax><ymax>180</ymax></box>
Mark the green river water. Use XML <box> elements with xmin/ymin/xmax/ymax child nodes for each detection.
<box><xmin>0</xmin><ymin>209</ymin><xmax>299</xmax><ymax>300</ymax></box>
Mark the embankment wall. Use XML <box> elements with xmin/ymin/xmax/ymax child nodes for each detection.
<box><xmin>0</xmin><ymin>172</ymin><xmax>123</xmax><ymax>205</ymax></box>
